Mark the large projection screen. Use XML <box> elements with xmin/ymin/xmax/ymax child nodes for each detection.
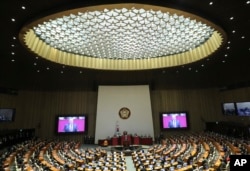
<box><xmin>95</xmin><ymin>85</ymin><xmax>154</xmax><ymax>143</ymax></box>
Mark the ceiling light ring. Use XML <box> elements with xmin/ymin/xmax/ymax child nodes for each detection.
<box><xmin>20</xmin><ymin>3</ymin><xmax>226</xmax><ymax>70</ymax></box>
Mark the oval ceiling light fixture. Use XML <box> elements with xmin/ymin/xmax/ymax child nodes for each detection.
<box><xmin>20</xmin><ymin>3</ymin><xmax>226</xmax><ymax>70</ymax></box>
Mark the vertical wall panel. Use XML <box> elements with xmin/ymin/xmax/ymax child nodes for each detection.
<box><xmin>0</xmin><ymin>86</ymin><xmax>249</xmax><ymax>142</ymax></box>
<box><xmin>150</xmin><ymin>88</ymin><xmax>222</xmax><ymax>136</ymax></box>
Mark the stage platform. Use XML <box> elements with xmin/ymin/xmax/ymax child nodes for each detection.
<box><xmin>111</xmin><ymin>145</ymin><xmax>141</xmax><ymax>155</ymax></box>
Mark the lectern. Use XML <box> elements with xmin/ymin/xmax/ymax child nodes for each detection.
<box><xmin>121</xmin><ymin>131</ymin><xmax>131</xmax><ymax>147</ymax></box>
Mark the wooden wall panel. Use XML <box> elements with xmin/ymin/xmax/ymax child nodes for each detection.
<box><xmin>0</xmin><ymin>90</ymin><xmax>98</xmax><ymax>143</ymax></box>
<box><xmin>150</xmin><ymin>88</ymin><xmax>222</xmax><ymax>136</ymax></box>
<box><xmin>218</xmin><ymin>87</ymin><xmax>250</xmax><ymax>125</ymax></box>
<box><xmin>0</xmin><ymin>86</ymin><xmax>249</xmax><ymax>142</ymax></box>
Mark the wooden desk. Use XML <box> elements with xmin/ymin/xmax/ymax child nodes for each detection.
<box><xmin>98</xmin><ymin>139</ymin><xmax>110</xmax><ymax>146</ymax></box>
<box><xmin>140</xmin><ymin>137</ymin><xmax>153</xmax><ymax>145</ymax></box>
<box><xmin>133</xmin><ymin>136</ymin><xmax>140</xmax><ymax>145</ymax></box>
<box><xmin>175</xmin><ymin>165</ymin><xmax>192</xmax><ymax>171</ymax></box>
<box><xmin>111</xmin><ymin>137</ymin><xmax>119</xmax><ymax>146</ymax></box>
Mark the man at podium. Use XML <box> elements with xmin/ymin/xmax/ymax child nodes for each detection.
<box><xmin>121</xmin><ymin>131</ymin><xmax>131</xmax><ymax>147</ymax></box>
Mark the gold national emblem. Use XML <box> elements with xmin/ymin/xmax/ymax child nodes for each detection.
<box><xmin>119</xmin><ymin>107</ymin><xmax>131</xmax><ymax>119</ymax></box>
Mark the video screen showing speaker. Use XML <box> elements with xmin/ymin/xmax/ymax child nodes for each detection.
<box><xmin>222</xmin><ymin>102</ymin><xmax>236</xmax><ymax>115</ymax></box>
<box><xmin>56</xmin><ymin>115</ymin><xmax>87</xmax><ymax>134</ymax></box>
<box><xmin>236</xmin><ymin>102</ymin><xmax>250</xmax><ymax>116</ymax></box>
<box><xmin>0</xmin><ymin>108</ymin><xmax>15</xmax><ymax>122</ymax></box>
<box><xmin>160</xmin><ymin>112</ymin><xmax>189</xmax><ymax>130</ymax></box>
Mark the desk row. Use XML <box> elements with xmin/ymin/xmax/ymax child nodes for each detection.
<box><xmin>98</xmin><ymin>137</ymin><xmax>153</xmax><ymax>146</ymax></box>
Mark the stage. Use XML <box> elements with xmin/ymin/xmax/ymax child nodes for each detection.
<box><xmin>98</xmin><ymin>136</ymin><xmax>153</xmax><ymax>147</ymax></box>
<box><xmin>110</xmin><ymin>145</ymin><xmax>142</xmax><ymax>156</ymax></box>
<box><xmin>92</xmin><ymin>144</ymin><xmax>151</xmax><ymax>156</ymax></box>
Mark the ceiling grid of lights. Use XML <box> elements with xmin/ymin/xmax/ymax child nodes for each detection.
<box><xmin>33</xmin><ymin>8</ymin><xmax>214</xmax><ymax>60</ymax></box>
<box><xmin>20</xmin><ymin>4</ymin><xmax>227</xmax><ymax>71</ymax></box>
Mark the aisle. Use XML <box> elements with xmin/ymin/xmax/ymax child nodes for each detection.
<box><xmin>125</xmin><ymin>156</ymin><xmax>136</xmax><ymax>171</ymax></box>
<box><xmin>81</xmin><ymin>144</ymin><xmax>151</xmax><ymax>171</ymax></box>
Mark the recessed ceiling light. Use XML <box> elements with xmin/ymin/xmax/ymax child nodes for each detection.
<box><xmin>226</xmin><ymin>46</ymin><xmax>230</xmax><ymax>49</ymax></box>
<box><xmin>37</xmin><ymin>70</ymin><xmax>40</xmax><ymax>72</ymax></box>
<box><xmin>188</xmin><ymin>67</ymin><xmax>192</xmax><ymax>70</ymax></box>
<box><xmin>201</xmin><ymin>64</ymin><xmax>204</xmax><ymax>67</ymax></box>
<box><xmin>229</xmin><ymin>17</ymin><xmax>234</xmax><ymax>20</ymax></box>
<box><xmin>11</xmin><ymin>18</ymin><xmax>15</xmax><ymax>22</ymax></box>
<box><xmin>209</xmin><ymin>2</ymin><xmax>213</xmax><ymax>5</ymax></box>
<box><xmin>11</xmin><ymin>44</ymin><xmax>15</xmax><ymax>47</ymax></box>
<box><xmin>11</xmin><ymin>52</ymin><xmax>15</xmax><ymax>55</ymax></box>
<box><xmin>241</xmin><ymin>36</ymin><xmax>245</xmax><ymax>39</ymax></box>
<box><xmin>46</xmin><ymin>67</ymin><xmax>50</xmax><ymax>70</ymax></box>
<box><xmin>33</xmin><ymin>62</ymin><xmax>37</xmax><ymax>66</ymax></box>
<box><xmin>11</xmin><ymin>59</ymin><xmax>15</xmax><ymax>62</ymax></box>
<box><xmin>227</xmin><ymin>41</ymin><xmax>231</xmax><ymax>44</ymax></box>
<box><xmin>232</xmin><ymin>30</ymin><xmax>236</xmax><ymax>33</ymax></box>
<box><xmin>222</xmin><ymin>60</ymin><xmax>225</xmax><ymax>63</ymax></box>
<box><xmin>21</xmin><ymin>6</ymin><xmax>26</xmax><ymax>10</ymax></box>
<box><xmin>79</xmin><ymin>71</ymin><xmax>82</xmax><ymax>74</ymax></box>
<box><xmin>195</xmin><ymin>70</ymin><xmax>198</xmax><ymax>73</ymax></box>
<box><xmin>224</xmin><ymin>54</ymin><xmax>228</xmax><ymax>57</ymax></box>
<box><xmin>61</xmin><ymin>71</ymin><xmax>64</xmax><ymax>74</ymax></box>
<box><xmin>13</xmin><ymin>37</ymin><xmax>16</xmax><ymax>40</ymax></box>
<box><xmin>246</xmin><ymin>1</ymin><xmax>250</xmax><ymax>4</ymax></box>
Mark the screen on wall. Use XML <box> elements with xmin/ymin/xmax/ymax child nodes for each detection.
<box><xmin>0</xmin><ymin>108</ymin><xmax>15</xmax><ymax>122</ymax></box>
<box><xmin>56</xmin><ymin>115</ymin><xmax>87</xmax><ymax>134</ymax></box>
<box><xmin>160</xmin><ymin>112</ymin><xmax>189</xmax><ymax>130</ymax></box>
<box><xmin>236</xmin><ymin>102</ymin><xmax>250</xmax><ymax>116</ymax></box>
<box><xmin>222</xmin><ymin>102</ymin><xmax>236</xmax><ymax>115</ymax></box>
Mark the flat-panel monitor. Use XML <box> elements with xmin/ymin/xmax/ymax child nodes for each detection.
<box><xmin>0</xmin><ymin>108</ymin><xmax>15</xmax><ymax>122</ymax></box>
<box><xmin>236</xmin><ymin>102</ymin><xmax>250</xmax><ymax>116</ymax></box>
<box><xmin>160</xmin><ymin>112</ymin><xmax>189</xmax><ymax>130</ymax></box>
<box><xmin>56</xmin><ymin>115</ymin><xmax>87</xmax><ymax>134</ymax></box>
<box><xmin>222</xmin><ymin>102</ymin><xmax>236</xmax><ymax>115</ymax></box>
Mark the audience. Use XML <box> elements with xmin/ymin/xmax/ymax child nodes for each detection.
<box><xmin>0</xmin><ymin>131</ymin><xmax>249</xmax><ymax>171</ymax></box>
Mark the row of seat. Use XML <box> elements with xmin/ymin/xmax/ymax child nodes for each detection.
<box><xmin>1</xmin><ymin>131</ymin><xmax>249</xmax><ymax>171</ymax></box>
<box><xmin>2</xmin><ymin>139</ymin><xmax>129</xmax><ymax>171</ymax></box>
<box><xmin>129</xmin><ymin>132</ymin><xmax>244</xmax><ymax>171</ymax></box>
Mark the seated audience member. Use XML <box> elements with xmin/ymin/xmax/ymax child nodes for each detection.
<box><xmin>187</xmin><ymin>156</ymin><xmax>193</xmax><ymax>165</ymax></box>
<box><xmin>121</xmin><ymin>131</ymin><xmax>131</xmax><ymax>147</ymax></box>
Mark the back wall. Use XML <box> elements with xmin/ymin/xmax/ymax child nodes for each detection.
<box><xmin>95</xmin><ymin>85</ymin><xmax>154</xmax><ymax>143</ymax></box>
<box><xmin>1</xmin><ymin>86</ymin><xmax>249</xmax><ymax>142</ymax></box>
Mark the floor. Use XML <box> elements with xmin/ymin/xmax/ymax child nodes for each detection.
<box><xmin>125</xmin><ymin>156</ymin><xmax>136</xmax><ymax>171</ymax></box>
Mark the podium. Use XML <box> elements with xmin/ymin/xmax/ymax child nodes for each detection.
<box><xmin>121</xmin><ymin>135</ymin><xmax>131</xmax><ymax>146</ymax></box>
<box><xmin>123</xmin><ymin>140</ymin><xmax>130</xmax><ymax>147</ymax></box>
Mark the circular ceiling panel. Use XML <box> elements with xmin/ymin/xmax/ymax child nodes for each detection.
<box><xmin>20</xmin><ymin>4</ymin><xmax>226</xmax><ymax>70</ymax></box>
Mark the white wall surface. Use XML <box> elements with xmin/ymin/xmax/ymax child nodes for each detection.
<box><xmin>95</xmin><ymin>85</ymin><xmax>154</xmax><ymax>143</ymax></box>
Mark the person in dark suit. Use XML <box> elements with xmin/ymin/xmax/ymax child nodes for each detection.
<box><xmin>64</xmin><ymin>117</ymin><xmax>78</xmax><ymax>132</ymax></box>
<box><xmin>168</xmin><ymin>114</ymin><xmax>180</xmax><ymax>128</ymax></box>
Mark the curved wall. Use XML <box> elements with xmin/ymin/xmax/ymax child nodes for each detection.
<box><xmin>0</xmin><ymin>86</ymin><xmax>249</xmax><ymax>142</ymax></box>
